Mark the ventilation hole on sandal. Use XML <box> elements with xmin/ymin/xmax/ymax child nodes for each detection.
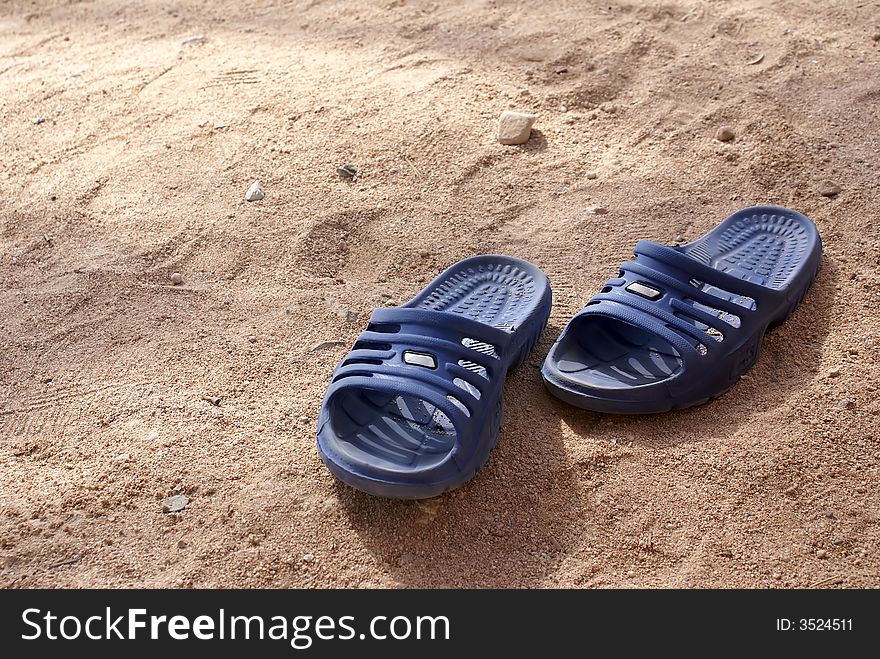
<box><xmin>342</xmin><ymin>358</ymin><xmax>383</xmax><ymax>367</ymax></box>
<box><xmin>461</xmin><ymin>337</ymin><xmax>499</xmax><ymax>359</ymax></box>
<box><xmin>690</xmin><ymin>279</ymin><xmax>758</xmax><ymax>311</ymax></box>
<box><xmin>428</xmin><ymin>404</ymin><xmax>458</xmax><ymax>432</ymax></box>
<box><xmin>352</xmin><ymin>340</ymin><xmax>392</xmax><ymax>351</ymax></box>
<box><xmin>704</xmin><ymin>286</ymin><xmax>757</xmax><ymax>311</ymax></box>
<box><xmin>446</xmin><ymin>395</ymin><xmax>470</xmax><ymax>417</ymax></box>
<box><xmin>737</xmin><ymin>295</ymin><xmax>757</xmax><ymax>310</ymax></box>
<box><xmin>383</xmin><ymin>397</ymin><xmax>458</xmax><ymax>437</ymax></box>
<box><xmin>667</xmin><ymin>323</ymin><xmax>717</xmax><ymax>353</ymax></box>
<box><xmin>393</xmin><ymin>397</ymin><xmax>422</xmax><ymax>422</ymax></box>
<box><xmin>453</xmin><ymin>377</ymin><xmax>481</xmax><ymax>400</ymax></box>
<box><xmin>387</xmin><ymin>398</ymin><xmax>457</xmax><ymax>437</ymax></box>
<box><xmin>674</xmin><ymin>312</ymin><xmax>725</xmax><ymax>342</ymax></box>
<box><xmin>458</xmin><ymin>360</ymin><xmax>489</xmax><ymax>380</ymax></box>
<box><xmin>682</xmin><ymin>298</ymin><xmax>741</xmax><ymax>328</ymax></box>
<box><xmin>601</xmin><ymin>286</ymin><xmax>613</xmax><ymax>294</ymax></box>
<box><xmin>366</xmin><ymin>323</ymin><xmax>401</xmax><ymax>333</ymax></box>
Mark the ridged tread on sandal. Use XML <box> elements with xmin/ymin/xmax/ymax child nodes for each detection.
<box><xmin>541</xmin><ymin>205</ymin><xmax>822</xmax><ymax>414</ymax></box>
<box><xmin>317</xmin><ymin>255</ymin><xmax>552</xmax><ymax>499</ymax></box>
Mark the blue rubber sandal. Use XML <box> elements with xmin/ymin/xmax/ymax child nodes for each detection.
<box><xmin>541</xmin><ymin>205</ymin><xmax>822</xmax><ymax>414</ymax></box>
<box><xmin>317</xmin><ymin>255</ymin><xmax>552</xmax><ymax>499</ymax></box>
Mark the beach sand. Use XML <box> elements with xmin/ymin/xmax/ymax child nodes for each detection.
<box><xmin>1</xmin><ymin>0</ymin><xmax>878</xmax><ymax>588</ymax></box>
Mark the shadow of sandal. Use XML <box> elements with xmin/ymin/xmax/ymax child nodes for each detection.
<box><xmin>336</xmin><ymin>359</ymin><xmax>587</xmax><ymax>588</ymax></box>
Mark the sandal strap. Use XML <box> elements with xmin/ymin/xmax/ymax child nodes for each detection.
<box><xmin>574</xmin><ymin>297</ymin><xmax>704</xmax><ymax>368</ymax></box>
<box><xmin>577</xmin><ymin>240</ymin><xmax>788</xmax><ymax>359</ymax></box>
<box><xmin>633</xmin><ymin>241</ymin><xmax>784</xmax><ymax>308</ymax></box>
<box><xmin>569</xmin><ymin>237</ymin><xmax>788</xmax><ymax>369</ymax></box>
<box><xmin>325</xmin><ymin>307</ymin><xmax>513</xmax><ymax>453</ymax></box>
<box><xmin>368</xmin><ymin>307</ymin><xmax>516</xmax><ymax>351</ymax></box>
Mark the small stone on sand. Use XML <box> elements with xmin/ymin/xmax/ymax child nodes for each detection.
<box><xmin>114</xmin><ymin>453</ymin><xmax>130</xmax><ymax>462</ymax></box>
<box><xmin>588</xmin><ymin>205</ymin><xmax>608</xmax><ymax>214</ymax></box>
<box><xmin>816</xmin><ymin>549</ymin><xmax>828</xmax><ymax>559</ymax></box>
<box><xmin>835</xmin><ymin>398</ymin><xmax>852</xmax><ymax>410</ymax></box>
<box><xmin>337</xmin><ymin>164</ymin><xmax>358</xmax><ymax>179</ymax></box>
<box><xmin>818</xmin><ymin>180</ymin><xmax>841</xmax><ymax>197</ymax></box>
<box><xmin>170</xmin><ymin>272</ymin><xmax>183</xmax><ymax>285</ymax></box>
<box><xmin>32</xmin><ymin>116</ymin><xmax>45</xmax><ymax>125</ymax></box>
<box><xmin>341</xmin><ymin>308</ymin><xmax>358</xmax><ymax>322</ymax></box>
<box><xmin>828</xmin><ymin>366</ymin><xmax>841</xmax><ymax>377</ymax></box>
<box><xmin>585</xmin><ymin>171</ymin><xmax>598</xmax><ymax>179</ymax></box>
<box><xmin>715</xmin><ymin>125</ymin><xmax>735</xmax><ymax>142</ymax></box>
<box><xmin>302</xmin><ymin>553</ymin><xmax>315</xmax><ymax>563</ymax></box>
<box><xmin>245</xmin><ymin>180</ymin><xmax>264</xmax><ymax>202</ymax></box>
<box><xmin>161</xmin><ymin>494</ymin><xmax>189</xmax><ymax>513</ymax></box>
<box><xmin>497</xmin><ymin>110</ymin><xmax>538</xmax><ymax>145</ymax></box>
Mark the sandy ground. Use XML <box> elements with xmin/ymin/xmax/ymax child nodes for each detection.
<box><xmin>1</xmin><ymin>0</ymin><xmax>879</xmax><ymax>589</ymax></box>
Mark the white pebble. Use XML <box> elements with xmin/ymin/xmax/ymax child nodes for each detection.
<box><xmin>497</xmin><ymin>110</ymin><xmax>538</xmax><ymax>145</ymax></box>
<box><xmin>161</xmin><ymin>494</ymin><xmax>189</xmax><ymax>513</ymax></box>
<box><xmin>245</xmin><ymin>180</ymin><xmax>264</xmax><ymax>202</ymax></box>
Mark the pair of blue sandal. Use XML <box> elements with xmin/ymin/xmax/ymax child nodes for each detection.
<box><xmin>316</xmin><ymin>206</ymin><xmax>822</xmax><ymax>499</ymax></box>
